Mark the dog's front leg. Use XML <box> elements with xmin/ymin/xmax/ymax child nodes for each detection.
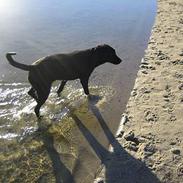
<box><xmin>80</xmin><ymin>77</ymin><xmax>89</xmax><ymax>95</ymax></box>
<box><xmin>57</xmin><ymin>80</ymin><xmax>67</xmax><ymax>96</ymax></box>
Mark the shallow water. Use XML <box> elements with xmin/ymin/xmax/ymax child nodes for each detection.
<box><xmin>0</xmin><ymin>85</ymin><xmax>116</xmax><ymax>182</ymax></box>
<box><xmin>0</xmin><ymin>0</ymin><xmax>156</xmax><ymax>182</ymax></box>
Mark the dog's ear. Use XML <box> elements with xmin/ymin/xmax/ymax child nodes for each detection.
<box><xmin>92</xmin><ymin>45</ymin><xmax>103</xmax><ymax>52</ymax></box>
<box><xmin>91</xmin><ymin>44</ymin><xmax>110</xmax><ymax>54</ymax></box>
<box><xmin>98</xmin><ymin>44</ymin><xmax>110</xmax><ymax>49</ymax></box>
<box><xmin>91</xmin><ymin>47</ymin><xmax>97</xmax><ymax>53</ymax></box>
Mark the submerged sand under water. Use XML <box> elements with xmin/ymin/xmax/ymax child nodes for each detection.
<box><xmin>0</xmin><ymin>83</ymin><xmax>116</xmax><ymax>182</ymax></box>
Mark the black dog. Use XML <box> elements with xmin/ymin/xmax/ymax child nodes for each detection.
<box><xmin>6</xmin><ymin>44</ymin><xmax>122</xmax><ymax>118</ymax></box>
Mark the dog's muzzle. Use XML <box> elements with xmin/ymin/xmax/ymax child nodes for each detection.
<box><xmin>114</xmin><ymin>57</ymin><xmax>122</xmax><ymax>64</ymax></box>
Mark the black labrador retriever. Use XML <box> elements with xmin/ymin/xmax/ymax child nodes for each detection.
<box><xmin>6</xmin><ymin>44</ymin><xmax>122</xmax><ymax>118</ymax></box>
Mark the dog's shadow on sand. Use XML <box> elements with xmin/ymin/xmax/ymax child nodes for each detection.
<box><xmin>69</xmin><ymin>99</ymin><xmax>161</xmax><ymax>183</ymax></box>
<box><xmin>34</xmin><ymin>95</ymin><xmax>160</xmax><ymax>183</ymax></box>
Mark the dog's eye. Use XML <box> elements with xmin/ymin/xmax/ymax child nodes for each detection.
<box><xmin>111</xmin><ymin>50</ymin><xmax>116</xmax><ymax>55</ymax></box>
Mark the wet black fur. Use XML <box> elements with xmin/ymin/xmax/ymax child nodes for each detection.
<box><xmin>6</xmin><ymin>44</ymin><xmax>122</xmax><ymax>118</ymax></box>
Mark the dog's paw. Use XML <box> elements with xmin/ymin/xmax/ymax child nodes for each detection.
<box><xmin>87</xmin><ymin>94</ymin><xmax>102</xmax><ymax>103</ymax></box>
<box><xmin>87</xmin><ymin>94</ymin><xmax>93</xmax><ymax>100</ymax></box>
<box><xmin>37</xmin><ymin>115</ymin><xmax>43</xmax><ymax>121</ymax></box>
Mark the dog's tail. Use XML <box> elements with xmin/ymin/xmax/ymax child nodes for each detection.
<box><xmin>6</xmin><ymin>52</ymin><xmax>33</xmax><ymax>71</ymax></box>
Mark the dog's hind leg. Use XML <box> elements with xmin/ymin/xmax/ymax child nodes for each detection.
<box><xmin>28</xmin><ymin>87</ymin><xmax>38</xmax><ymax>101</ymax></box>
<box><xmin>57</xmin><ymin>80</ymin><xmax>67</xmax><ymax>96</ymax></box>
<box><xmin>34</xmin><ymin>86</ymin><xmax>51</xmax><ymax>118</ymax></box>
<box><xmin>80</xmin><ymin>77</ymin><xmax>89</xmax><ymax>95</ymax></box>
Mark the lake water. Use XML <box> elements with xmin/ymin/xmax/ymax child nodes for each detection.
<box><xmin>0</xmin><ymin>0</ymin><xmax>156</xmax><ymax>182</ymax></box>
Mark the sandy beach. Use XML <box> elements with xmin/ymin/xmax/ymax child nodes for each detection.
<box><xmin>95</xmin><ymin>0</ymin><xmax>183</xmax><ymax>182</ymax></box>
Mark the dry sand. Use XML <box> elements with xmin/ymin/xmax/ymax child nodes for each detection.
<box><xmin>94</xmin><ymin>0</ymin><xmax>183</xmax><ymax>182</ymax></box>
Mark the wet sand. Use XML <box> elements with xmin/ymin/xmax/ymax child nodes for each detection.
<box><xmin>95</xmin><ymin>0</ymin><xmax>183</xmax><ymax>182</ymax></box>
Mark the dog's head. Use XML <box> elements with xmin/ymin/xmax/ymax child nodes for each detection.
<box><xmin>93</xmin><ymin>44</ymin><xmax>122</xmax><ymax>65</ymax></box>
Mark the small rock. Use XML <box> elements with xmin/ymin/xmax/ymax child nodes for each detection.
<box><xmin>142</xmin><ymin>70</ymin><xmax>148</xmax><ymax>74</ymax></box>
<box><xmin>143</xmin><ymin>89</ymin><xmax>151</xmax><ymax>94</ymax></box>
<box><xmin>145</xmin><ymin>110</ymin><xmax>158</xmax><ymax>122</ymax></box>
<box><xmin>141</xmin><ymin>62</ymin><xmax>149</xmax><ymax>65</ymax></box>
<box><xmin>157</xmin><ymin>50</ymin><xmax>169</xmax><ymax>60</ymax></box>
<box><xmin>116</xmin><ymin>131</ymin><xmax>124</xmax><ymax>138</ymax></box>
<box><xmin>128</xmin><ymin>144</ymin><xmax>138</xmax><ymax>152</ymax></box>
<box><xmin>178</xmin><ymin>83</ymin><xmax>183</xmax><ymax>90</ymax></box>
<box><xmin>172</xmin><ymin>59</ymin><xmax>183</xmax><ymax>65</ymax></box>
<box><xmin>149</xmin><ymin>66</ymin><xmax>156</xmax><ymax>70</ymax></box>
<box><xmin>139</xmin><ymin>143</ymin><xmax>157</xmax><ymax>157</ymax></box>
<box><xmin>177</xmin><ymin>163</ymin><xmax>183</xmax><ymax>176</ymax></box>
<box><xmin>170</xmin><ymin>116</ymin><xmax>176</xmax><ymax>122</ymax></box>
<box><xmin>170</xmin><ymin>141</ymin><xmax>176</xmax><ymax>145</ymax></box>
<box><xmin>165</xmin><ymin>85</ymin><xmax>171</xmax><ymax>92</ymax></box>
<box><xmin>155</xmin><ymin>61</ymin><xmax>161</xmax><ymax>65</ymax></box>
<box><xmin>144</xmin><ymin>144</ymin><xmax>156</xmax><ymax>154</ymax></box>
<box><xmin>120</xmin><ymin>114</ymin><xmax>128</xmax><ymax>125</ymax></box>
<box><xmin>179</xmin><ymin>60</ymin><xmax>183</xmax><ymax>65</ymax></box>
<box><xmin>179</xmin><ymin>18</ymin><xmax>183</xmax><ymax>24</ymax></box>
<box><xmin>180</xmin><ymin>98</ymin><xmax>183</xmax><ymax>103</ymax></box>
<box><xmin>174</xmin><ymin>73</ymin><xmax>183</xmax><ymax>79</ymax></box>
<box><xmin>171</xmin><ymin>148</ymin><xmax>181</xmax><ymax>155</ymax></box>
<box><xmin>179</xmin><ymin>52</ymin><xmax>183</xmax><ymax>56</ymax></box>
<box><xmin>131</xmin><ymin>90</ymin><xmax>137</xmax><ymax>96</ymax></box>
<box><xmin>141</xmin><ymin>58</ymin><xmax>149</xmax><ymax>65</ymax></box>
<box><xmin>137</xmin><ymin>137</ymin><xmax>146</xmax><ymax>143</ymax></box>
<box><xmin>94</xmin><ymin>178</ymin><xmax>105</xmax><ymax>183</ymax></box>
<box><xmin>163</xmin><ymin>94</ymin><xmax>169</xmax><ymax>98</ymax></box>
<box><xmin>124</xmin><ymin>131</ymin><xmax>139</xmax><ymax>145</ymax></box>
<box><xmin>164</xmin><ymin>98</ymin><xmax>170</xmax><ymax>102</ymax></box>
<box><xmin>140</xmin><ymin>65</ymin><xmax>149</xmax><ymax>69</ymax></box>
<box><xmin>168</xmin><ymin>108</ymin><xmax>174</xmax><ymax>114</ymax></box>
<box><xmin>98</xmin><ymin>181</ymin><xmax>104</xmax><ymax>183</ymax></box>
<box><xmin>124</xmin><ymin>131</ymin><xmax>135</xmax><ymax>141</ymax></box>
<box><xmin>124</xmin><ymin>141</ymin><xmax>138</xmax><ymax>152</ymax></box>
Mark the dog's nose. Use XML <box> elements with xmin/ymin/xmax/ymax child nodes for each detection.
<box><xmin>117</xmin><ymin>57</ymin><xmax>122</xmax><ymax>64</ymax></box>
